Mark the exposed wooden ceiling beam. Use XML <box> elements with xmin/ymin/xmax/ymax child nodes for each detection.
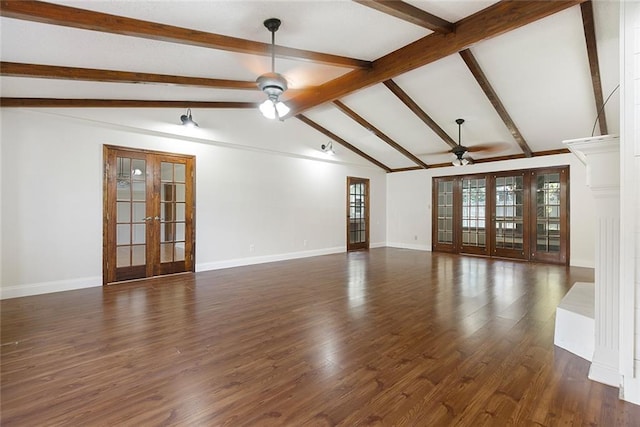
<box><xmin>383</xmin><ymin>79</ymin><xmax>457</xmax><ymax>149</ymax></box>
<box><xmin>458</xmin><ymin>49</ymin><xmax>533</xmax><ymax>157</ymax></box>
<box><xmin>286</xmin><ymin>0</ymin><xmax>585</xmax><ymax>116</ymax></box>
<box><xmin>1</xmin><ymin>62</ymin><xmax>258</xmax><ymax>90</ymax></box>
<box><xmin>0</xmin><ymin>98</ymin><xmax>258</xmax><ymax>108</ymax></box>
<box><xmin>580</xmin><ymin>1</ymin><xmax>607</xmax><ymax>135</ymax></box>
<box><xmin>353</xmin><ymin>0</ymin><xmax>454</xmax><ymax>34</ymax></box>
<box><xmin>0</xmin><ymin>0</ymin><xmax>370</xmax><ymax>70</ymax></box>
<box><xmin>333</xmin><ymin>100</ymin><xmax>429</xmax><ymax>169</ymax></box>
<box><xmin>295</xmin><ymin>114</ymin><xmax>392</xmax><ymax>172</ymax></box>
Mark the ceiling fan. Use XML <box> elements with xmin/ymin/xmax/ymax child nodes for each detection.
<box><xmin>256</xmin><ymin>18</ymin><xmax>290</xmax><ymax>120</ymax></box>
<box><xmin>449</xmin><ymin>118</ymin><xmax>508</xmax><ymax>166</ymax></box>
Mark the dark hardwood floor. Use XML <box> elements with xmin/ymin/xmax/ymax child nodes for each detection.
<box><xmin>2</xmin><ymin>248</ymin><xmax>639</xmax><ymax>426</ymax></box>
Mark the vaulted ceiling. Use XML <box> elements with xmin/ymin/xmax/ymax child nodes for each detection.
<box><xmin>0</xmin><ymin>0</ymin><xmax>620</xmax><ymax>171</ymax></box>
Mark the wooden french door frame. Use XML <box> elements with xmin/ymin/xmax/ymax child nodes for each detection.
<box><xmin>490</xmin><ymin>170</ymin><xmax>530</xmax><ymax>261</ymax></box>
<box><xmin>432</xmin><ymin>166</ymin><xmax>569</xmax><ymax>265</ymax></box>
<box><xmin>103</xmin><ymin>145</ymin><xmax>196</xmax><ymax>284</ymax></box>
<box><xmin>347</xmin><ymin>177</ymin><xmax>370</xmax><ymax>251</ymax></box>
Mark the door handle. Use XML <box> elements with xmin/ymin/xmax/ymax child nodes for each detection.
<box><xmin>143</xmin><ymin>216</ymin><xmax>154</xmax><ymax>221</ymax></box>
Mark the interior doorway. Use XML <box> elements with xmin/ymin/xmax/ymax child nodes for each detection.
<box><xmin>347</xmin><ymin>177</ymin><xmax>370</xmax><ymax>251</ymax></box>
<box><xmin>103</xmin><ymin>145</ymin><xmax>195</xmax><ymax>284</ymax></box>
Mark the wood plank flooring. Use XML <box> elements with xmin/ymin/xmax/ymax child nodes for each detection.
<box><xmin>2</xmin><ymin>248</ymin><xmax>639</xmax><ymax>426</ymax></box>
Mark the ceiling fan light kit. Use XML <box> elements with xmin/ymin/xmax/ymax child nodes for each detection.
<box><xmin>257</xmin><ymin>18</ymin><xmax>290</xmax><ymax>120</ymax></box>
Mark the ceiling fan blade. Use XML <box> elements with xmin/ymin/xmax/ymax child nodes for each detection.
<box><xmin>466</xmin><ymin>142</ymin><xmax>510</xmax><ymax>154</ymax></box>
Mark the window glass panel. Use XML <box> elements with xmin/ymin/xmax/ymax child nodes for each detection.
<box><xmin>117</xmin><ymin>246</ymin><xmax>130</xmax><ymax>268</ymax></box>
<box><xmin>132</xmin><ymin>202</ymin><xmax>146</xmax><ymax>222</ymax></box>
<box><xmin>174</xmin><ymin>243</ymin><xmax>185</xmax><ymax>261</ymax></box>
<box><xmin>162</xmin><ymin>202</ymin><xmax>174</xmax><ymax>222</ymax></box>
<box><xmin>535</xmin><ymin>172</ymin><xmax>561</xmax><ymax>254</ymax></box>
<box><xmin>174</xmin><ymin>164</ymin><xmax>186</xmax><ymax>183</ymax></box>
<box><xmin>132</xmin><ymin>245</ymin><xmax>145</xmax><ymax>266</ymax></box>
<box><xmin>175</xmin><ymin>223</ymin><xmax>185</xmax><ymax>241</ymax></box>
<box><xmin>461</xmin><ymin>177</ymin><xmax>486</xmax><ymax>247</ymax></box>
<box><xmin>175</xmin><ymin>184</ymin><xmax>186</xmax><ymax>202</ymax></box>
<box><xmin>132</xmin><ymin>181</ymin><xmax>145</xmax><ymax>201</ymax></box>
<box><xmin>161</xmin><ymin>184</ymin><xmax>174</xmax><ymax>202</ymax></box>
<box><xmin>495</xmin><ymin>174</ymin><xmax>525</xmax><ymax>251</ymax></box>
<box><xmin>161</xmin><ymin>243</ymin><xmax>173</xmax><ymax>263</ymax></box>
<box><xmin>161</xmin><ymin>162</ymin><xmax>173</xmax><ymax>182</ymax></box>
<box><xmin>117</xmin><ymin>158</ymin><xmax>131</xmax><ymax>179</ymax></box>
<box><xmin>175</xmin><ymin>203</ymin><xmax>186</xmax><ymax>222</ymax></box>
<box><xmin>116</xmin><ymin>181</ymin><xmax>131</xmax><ymax>201</ymax></box>
<box><xmin>161</xmin><ymin>223</ymin><xmax>175</xmax><ymax>243</ymax></box>
<box><xmin>117</xmin><ymin>202</ymin><xmax>130</xmax><ymax>223</ymax></box>
<box><xmin>117</xmin><ymin>224</ymin><xmax>130</xmax><ymax>245</ymax></box>
<box><xmin>131</xmin><ymin>159</ymin><xmax>145</xmax><ymax>181</ymax></box>
<box><xmin>132</xmin><ymin>224</ymin><xmax>145</xmax><ymax>244</ymax></box>
<box><xmin>436</xmin><ymin>179</ymin><xmax>454</xmax><ymax>244</ymax></box>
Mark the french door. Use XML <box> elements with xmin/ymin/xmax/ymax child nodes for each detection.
<box><xmin>103</xmin><ymin>146</ymin><xmax>195</xmax><ymax>284</ymax></box>
<box><xmin>432</xmin><ymin>166</ymin><xmax>569</xmax><ymax>264</ymax></box>
<box><xmin>347</xmin><ymin>177</ymin><xmax>370</xmax><ymax>251</ymax></box>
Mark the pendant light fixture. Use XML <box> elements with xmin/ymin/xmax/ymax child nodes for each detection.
<box><xmin>256</xmin><ymin>18</ymin><xmax>290</xmax><ymax>120</ymax></box>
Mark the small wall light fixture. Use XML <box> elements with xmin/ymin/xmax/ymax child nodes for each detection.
<box><xmin>321</xmin><ymin>141</ymin><xmax>336</xmax><ymax>155</ymax></box>
<box><xmin>180</xmin><ymin>108</ymin><xmax>198</xmax><ymax>127</ymax></box>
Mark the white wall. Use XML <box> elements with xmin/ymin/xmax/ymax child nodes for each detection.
<box><xmin>386</xmin><ymin>153</ymin><xmax>596</xmax><ymax>268</ymax></box>
<box><xmin>0</xmin><ymin>109</ymin><xmax>387</xmax><ymax>298</ymax></box>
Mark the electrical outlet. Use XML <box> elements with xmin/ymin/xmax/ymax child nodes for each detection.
<box><xmin>414</xmin><ymin>235</ymin><xmax>418</xmax><ymax>241</ymax></box>
<box><xmin>303</xmin><ymin>240</ymin><xmax>308</xmax><ymax>247</ymax></box>
<box><xmin>249</xmin><ymin>244</ymin><xmax>255</xmax><ymax>253</ymax></box>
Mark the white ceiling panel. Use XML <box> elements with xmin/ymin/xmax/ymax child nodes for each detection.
<box><xmin>392</xmin><ymin>54</ymin><xmax>523</xmax><ymax>158</ymax></box>
<box><xmin>339</xmin><ymin>83</ymin><xmax>453</xmax><ymax>164</ymax></box>
<box><xmin>48</xmin><ymin>0</ymin><xmax>430</xmax><ymax>60</ymax></box>
<box><xmin>469</xmin><ymin>7</ymin><xmax>603</xmax><ymax>151</ymax></box>
<box><xmin>0</xmin><ymin>18</ymin><xmax>351</xmax><ymax>89</ymax></box>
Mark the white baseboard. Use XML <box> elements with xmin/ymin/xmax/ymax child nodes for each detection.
<box><xmin>2</xmin><ymin>246</ymin><xmax>393</xmax><ymax>299</ymax></box>
<box><xmin>569</xmin><ymin>258</ymin><xmax>595</xmax><ymax>268</ymax></box>
<box><xmin>196</xmin><ymin>246</ymin><xmax>346</xmax><ymax>272</ymax></box>
<box><xmin>1</xmin><ymin>276</ymin><xmax>102</xmax><ymax>300</ymax></box>
<box><xmin>589</xmin><ymin>362</ymin><xmax>621</xmax><ymax>388</ymax></box>
<box><xmin>386</xmin><ymin>242</ymin><xmax>431</xmax><ymax>251</ymax></box>
<box><xmin>621</xmin><ymin>368</ymin><xmax>640</xmax><ymax>405</ymax></box>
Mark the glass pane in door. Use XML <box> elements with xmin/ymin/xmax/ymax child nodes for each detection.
<box><xmin>349</xmin><ymin>182</ymin><xmax>366</xmax><ymax>244</ymax></box>
<box><xmin>461</xmin><ymin>178</ymin><xmax>486</xmax><ymax>247</ymax></box>
<box><xmin>160</xmin><ymin>162</ymin><xmax>187</xmax><ymax>263</ymax></box>
<box><xmin>495</xmin><ymin>176</ymin><xmax>524</xmax><ymax>250</ymax></box>
<box><xmin>436</xmin><ymin>180</ymin><xmax>454</xmax><ymax>244</ymax></box>
<box><xmin>536</xmin><ymin>173</ymin><xmax>561</xmax><ymax>253</ymax></box>
<box><xmin>115</xmin><ymin>156</ymin><xmax>146</xmax><ymax>268</ymax></box>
